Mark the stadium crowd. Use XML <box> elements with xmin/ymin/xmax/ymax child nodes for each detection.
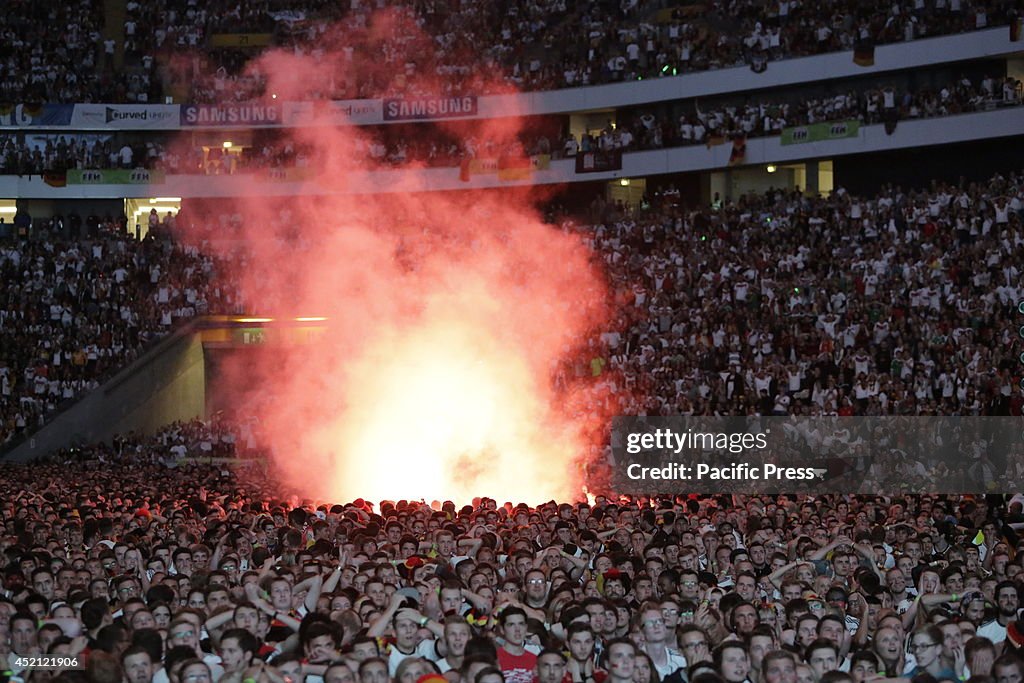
<box><xmin>2</xmin><ymin>6</ymin><xmax>1024</xmax><ymax>683</ymax></box>
<box><xmin>2</xmin><ymin>162</ymin><xmax>1018</xmax><ymax>458</ymax></box>
<box><xmin>0</xmin><ymin>137</ymin><xmax>167</xmax><ymax>177</ymax></box>
<box><xmin>0</xmin><ymin>0</ymin><xmax>109</xmax><ymax>103</ymax></box>
<box><xmin>563</xmin><ymin>166</ymin><xmax>1024</xmax><ymax>421</ymax></box>
<box><xmin>176</xmin><ymin>0</ymin><xmax>1021</xmax><ymax>101</ymax></box>
<box><xmin>0</xmin><ymin>0</ymin><xmax>1019</xmax><ymax>103</ymax></box>
<box><xmin>2</xmin><ymin>437</ymin><xmax>1024</xmax><ymax>683</ymax></box>
<box><xmin>3</xmin><ymin>73</ymin><xmax>1019</xmax><ymax>178</ymax></box>
<box><xmin>0</xmin><ymin>222</ymin><xmax>242</xmax><ymax>447</ymax></box>
<box><xmin>179</xmin><ymin>71</ymin><xmax>1024</xmax><ymax>174</ymax></box>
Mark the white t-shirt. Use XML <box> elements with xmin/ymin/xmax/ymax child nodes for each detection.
<box><xmin>388</xmin><ymin>639</ymin><xmax>440</xmax><ymax>675</ymax></box>
<box><xmin>977</xmin><ymin>619</ymin><xmax>1008</xmax><ymax>644</ymax></box>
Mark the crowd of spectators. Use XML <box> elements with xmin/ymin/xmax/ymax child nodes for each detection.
<box><xmin>634</xmin><ymin>73</ymin><xmax>1023</xmax><ymax>153</ymax></box>
<box><xmin>0</xmin><ymin>223</ymin><xmax>243</xmax><ymax>447</ymax></box>
<box><xmin>0</xmin><ymin>0</ymin><xmax>1020</xmax><ymax>103</ymax></box>
<box><xmin>0</xmin><ymin>136</ymin><xmax>169</xmax><ymax>176</ymax></box>
<box><xmin>178</xmin><ymin>0</ymin><xmax>1021</xmax><ymax>102</ymax></box>
<box><xmin>532</xmin><ymin>0</ymin><xmax>1020</xmax><ymax>91</ymax></box>
<box><xmin>559</xmin><ymin>167</ymin><xmax>1024</xmax><ymax>425</ymax></box>
<box><xmin>3</xmin><ymin>72</ymin><xmax>1019</xmax><ymax>178</ymax></box>
<box><xmin>160</xmin><ymin>166</ymin><xmax>1024</xmax><ymax>425</ymax></box>
<box><xmin>0</xmin><ymin>166</ymin><xmax>1020</xmax><ymax>460</ymax></box>
<box><xmin>3</xmin><ymin>441</ymin><xmax>1024</xmax><ymax>683</ymax></box>
<box><xmin>0</xmin><ymin>0</ymin><xmax>110</xmax><ymax>103</ymax></box>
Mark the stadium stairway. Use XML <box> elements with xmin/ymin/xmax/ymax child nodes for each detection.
<box><xmin>2</xmin><ymin>320</ymin><xmax>207</xmax><ymax>463</ymax></box>
<box><xmin>102</xmin><ymin>0</ymin><xmax>127</xmax><ymax>72</ymax></box>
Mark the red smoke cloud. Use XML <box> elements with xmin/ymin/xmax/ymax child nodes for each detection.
<box><xmin>177</xmin><ymin>16</ymin><xmax>612</xmax><ymax>505</ymax></box>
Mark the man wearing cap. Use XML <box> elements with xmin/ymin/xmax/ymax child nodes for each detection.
<box><xmin>962</xmin><ymin>592</ymin><xmax>989</xmax><ymax>627</ymax></box>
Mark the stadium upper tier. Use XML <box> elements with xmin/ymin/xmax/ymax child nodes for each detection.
<box><xmin>3</xmin><ymin>167</ymin><xmax>1023</xmax><ymax>457</ymax></box>
<box><xmin>2</xmin><ymin>106</ymin><xmax>1022</xmax><ymax>198</ymax></box>
<box><xmin>0</xmin><ymin>0</ymin><xmax>1019</xmax><ymax>104</ymax></box>
<box><xmin>2</xmin><ymin>71</ymin><xmax>1020</xmax><ymax>178</ymax></box>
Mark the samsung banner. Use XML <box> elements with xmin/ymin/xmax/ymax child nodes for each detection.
<box><xmin>71</xmin><ymin>104</ymin><xmax>180</xmax><ymax>129</ymax></box>
<box><xmin>0</xmin><ymin>103</ymin><xmax>74</xmax><ymax>127</ymax></box>
<box><xmin>5</xmin><ymin>94</ymin><xmax>476</xmax><ymax>130</ymax></box>
<box><xmin>2</xmin><ymin>96</ymin><xmax>478</xmax><ymax>130</ymax></box>
<box><xmin>180</xmin><ymin>103</ymin><xmax>283</xmax><ymax>126</ymax></box>
<box><xmin>382</xmin><ymin>96</ymin><xmax>478</xmax><ymax>121</ymax></box>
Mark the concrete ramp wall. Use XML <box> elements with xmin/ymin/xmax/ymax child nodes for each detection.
<box><xmin>5</xmin><ymin>324</ymin><xmax>206</xmax><ymax>462</ymax></box>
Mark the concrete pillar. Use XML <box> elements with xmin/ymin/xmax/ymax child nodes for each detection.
<box><xmin>805</xmin><ymin>160</ymin><xmax>819</xmax><ymax>196</ymax></box>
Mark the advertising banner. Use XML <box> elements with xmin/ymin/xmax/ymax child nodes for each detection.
<box><xmin>0</xmin><ymin>103</ymin><xmax>74</xmax><ymax>127</ymax></box>
<box><xmin>283</xmin><ymin>100</ymin><xmax>383</xmax><ymax>126</ymax></box>
<box><xmin>67</xmin><ymin>169</ymin><xmax>167</xmax><ymax>185</ymax></box>
<box><xmin>459</xmin><ymin>154</ymin><xmax>551</xmax><ymax>182</ymax></box>
<box><xmin>71</xmin><ymin>104</ymin><xmax>180</xmax><ymax>129</ymax></box>
<box><xmin>575</xmin><ymin>150</ymin><xmax>622</xmax><ymax>174</ymax></box>
<box><xmin>262</xmin><ymin>167</ymin><xmax>316</xmax><ymax>182</ymax></box>
<box><xmin>781</xmin><ymin>119</ymin><xmax>860</xmax><ymax>145</ymax></box>
<box><xmin>180</xmin><ymin>103</ymin><xmax>283</xmax><ymax>127</ymax></box>
<box><xmin>382</xmin><ymin>96</ymin><xmax>478</xmax><ymax>121</ymax></box>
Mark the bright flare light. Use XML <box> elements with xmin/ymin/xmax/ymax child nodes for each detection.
<box><xmin>173</xmin><ymin>9</ymin><xmax>611</xmax><ymax>507</ymax></box>
<box><xmin>310</xmin><ymin>321</ymin><xmax>578</xmax><ymax>503</ymax></box>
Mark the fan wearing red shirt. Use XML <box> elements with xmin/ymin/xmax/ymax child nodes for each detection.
<box><xmin>496</xmin><ymin>607</ymin><xmax>537</xmax><ymax>683</ymax></box>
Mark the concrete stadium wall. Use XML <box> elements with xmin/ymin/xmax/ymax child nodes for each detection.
<box><xmin>5</xmin><ymin>327</ymin><xmax>206</xmax><ymax>462</ymax></box>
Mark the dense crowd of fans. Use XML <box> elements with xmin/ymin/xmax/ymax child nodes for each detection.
<box><xmin>0</xmin><ymin>223</ymin><xmax>243</xmax><ymax>447</ymax></box>
<box><xmin>0</xmin><ymin>0</ymin><xmax>1019</xmax><ymax>103</ymax></box>
<box><xmin>2</xmin><ymin>73</ymin><xmax>1019</xmax><ymax>178</ymax></box>
<box><xmin>2</xmin><ymin>7</ymin><xmax>1024</xmax><ymax>683</ymax></box>
<box><xmin>163</xmin><ymin>166</ymin><xmax>1024</xmax><ymax>424</ymax></box>
<box><xmin>511</xmin><ymin>0</ymin><xmax>1017</xmax><ymax>92</ymax></box>
<box><xmin>2</xmin><ymin>163</ymin><xmax>1020</xmax><ymax>460</ymax></box>
<box><xmin>562</xmin><ymin>167</ymin><xmax>1024</xmax><ymax>422</ymax></box>
<box><xmin>175</xmin><ymin>0</ymin><xmax>1021</xmax><ymax>101</ymax></box>
<box><xmin>0</xmin><ymin>136</ymin><xmax>168</xmax><ymax>177</ymax></box>
<box><xmin>2</xmin><ymin>442</ymin><xmax>1024</xmax><ymax>683</ymax></box>
<box><xmin>0</xmin><ymin>0</ymin><xmax>109</xmax><ymax>103</ymax></box>
<box><xmin>173</xmin><ymin>71</ymin><xmax>1024</xmax><ymax>173</ymax></box>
